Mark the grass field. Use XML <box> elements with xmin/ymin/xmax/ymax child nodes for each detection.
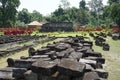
<box><xmin>0</xmin><ymin>32</ymin><xmax>120</xmax><ymax>80</ymax></box>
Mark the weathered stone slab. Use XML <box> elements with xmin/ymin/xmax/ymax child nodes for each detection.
<box><xmin>95</xmin><ymin>40</ymin><xmax>103</xmax><ymax>46</ymax></box>
<box><xmin>24</xmin><ymin>70</ymin><xmax>38</xmax><ymax>80</ymax></box>
<box><xmin>55</xmin><ymin>43</ymin><xmax>71</xmax><ymax>52</ymax></box>
<box><xmin>56</xmin><ymin>74</ymin><xmax>70</xmax><ymax>80</ymax></box>
<box><xmin>31</xmin><ymin>55</ymin><xmax>49</xmax><ymax>59</ymax></box>
<box><xmin>0</xmin><ymin>67</ymin><xmax>15</xmax><ymax>80</ymax></box>
<box><xmin>58</xmin><ymin>59</ymin><xmax>85</xmax><ymax>77</ymax></box>
<box><xmin>79</xmin><ymin>59</ymin><xmax>97</xmax><ymax>69</ymax></box>
<box><xmin>47</xmin><ymin>44</ymin><xmax>56</xmax><ymax>50</ymax></box>
<box><xmin>31</xmin><ymin>59</ymin><xmax>57</xmax><ymax>76</ymax></box>
<box><xmin>7</xmin><ymin>58</ymin><xmax>15</xmax><ymax>67</ymax></box>
<box><xmin>84</xmin><ymin>52</ymin><xmax>102</xmax><ymax>57</ymax></box>
<box><xmin>68</xmin><ymin>51</ymin><xmax>83</xmax><ymax>60</ymax></box>
<box><xmin>37</xmin><ymin>48</ymin><xmax>50</xmax><ymax>55</ymax></box>
<box><xmin>85</xmin><ymin>57</ymin><xmax>105</xmax><ymax>64</ymax></box>
<box><xmin>83</xmin><ymin>72</ymin><xmax>100</xmax><ymax>80</ymax></box>
<box><xmin>56</xmin><ymin>48</ymin><xmax>74</xmax><ymax>59</ymax></box>
<box><xmin>20</xmin><ymin>56</ymin><xmax>30</xmax><ymax>59</ymax></box>
<box><xmin>76</xmin><ymin>48</ymin><xmax>87</xmax><ymax>53</ymax></box>
<box><xmin>85</xmin><ymin>64</ymin><xmax>94</xmax><ymax>72</ymax></box>
<box><xmin>0</xmin><ymin>51</ymin><xmax>8</xmax><ymax>57</ymax></box>
<box><xmin>95</xmin><ymin>69</ymin><xmax>108</xmax><ymax>79</ymax></box>
<box><xmin>45</xmin><ymin>51</ymin><xmax>56</xmax><ymax>60</ymax></box>
<box><xmin>103</xmin><ymin>43</ymin><xmax>110</xmax><ymax>51</ymax></box>
<box><xmin>12</xmin><ymin>68</ymin><xmax>27</xmax><ymax>79</ymax></box>
<box><xmin>14</xmin><ymin>59</ymin><xmax>36</xmax><ymax>68</ymax></box>
<box><xmin>28</xmin><ymin>47</ymin><xmax>36</xmax><ymax>56</ymax></box>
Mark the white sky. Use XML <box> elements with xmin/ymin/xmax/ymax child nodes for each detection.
<box><xmin>18</xmin><ymin>0</ymin><xmax>108</xmax><ymax>16</ymax></box>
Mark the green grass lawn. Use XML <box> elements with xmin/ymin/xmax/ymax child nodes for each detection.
<box><xmin>36</xmin><ymin>32</ymin><xmax>120</xmax><ymax>80</ymax></box>
<box><xmin>0</xmin><ymin>38</ymin><xmax>63</xmax><ymax>69</ymax></box>
<box><xmin>92</xmin><ymin>37</ymin><xmax>120</xmax><ymax>80</ymax></box>
<box><xmin>0</xmin><ymin>32</ymin><xmax>120</xmax><ymax>80</ymax></box>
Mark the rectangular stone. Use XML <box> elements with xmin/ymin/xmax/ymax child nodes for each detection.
<box><xmin>84</xmin><ymin>52</ymin><xmax>102</xmax><ymax>57</ymax></box>
<box><xmin>83</xmin><ymin>72</ymin><xmax>100</xmax><ymax>80</ymax></box>
<box><xmin>24</xmin><ymin>70</ymin><xmax>38</xmax><ymax>80</ymax></box>
<box><xmin>68</xmin><ymin>52</ymin><xmax>83</xmax><ymax>60</ymax></box>
<box><xmin>31</xmin><ymin>59</ymin><xmax>57</xmax><ymax>76</ymax></box>
<box><xmin>55</xmin><ymin>43</ymin><xmax>71</xmax><ymax>52</ymax></box>
<box><xmin>56</xmin><ymin>48</ymin><xmax>74</xmax><ymax>59</ymax></box>
<box><xmin>58</xmin><ymin>59</ymin><xmax>85</xmax><ymax>77</ymax></box>
<box><xmin>85</xmin><ymin>57</ymin><xmax>105</xmax><ymax>64</ymax></box>
<box><xmin>37</xmin><ymin>48</ymin><xmax>50</xmax><ymax>55</ymax></box>
<box><xmin>0</xmin><ymin>67</ymin><xmax>15</xmax><ymax>80</ymax></box>
<box><xmin>14</xmin><ymin>59</ymin><xmax>36</xmax><ymax>68</ymax></box>
<box><xmin>95</xmin><ymin>69</ymin><xmax>108</xmax><ymax>79</ymax></box>
<box><xmin>79</xmin><ymin>59</ymin><xmax>97</xmax><ymax>69</ymax></box>
<box><xmin>13</xmin><ymin>68</ymin><xmax>27</xmax><ymax>79</ymax></box>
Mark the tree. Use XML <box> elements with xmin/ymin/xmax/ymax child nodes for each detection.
<box><xmin>78</xmin><ymin>0</ymin><xmax>89</xmax><ymax>25</ymax></box>
<box><xmin>47</xmin><ymin>6</ymin><xmax>66</xmax><ymax>22</ymax></box>
<box><xmin>31</xmin><ymin>10</ymin><xmax>43</xmax><ymax>22</ymax></box>
<box><xmin>60</xmin><ymin>0</ymin><xmax>70</xmax><ymax>9</ymax></box>
<box><xmin>103</xmin><ymin>0</ymin><xmax>120</xmax><ymax>27</ymax></box>
<box><xmin>0</xmin><ymin>0</ymin><xmax>20</xmax><ymax>27</ymax></box>
<box><xmin>17</xmin><ymin>8</ymin><xmax>31</xmax><ymax>24</ymax></box>
<box><xmin>110</xmin><ymin>3</ymin><xmax>120</xmax><ymax>27</ymax></box>
<box><xmin>79</xmin><ymin>0</ymin><xmax>86</xmax><ymax>9</ymax></box>
<box><xmin>88</xmin><ymin>0</ymin><xmax>103</xmax><ymax>26</ymax></box>
<box><xmin>109</xmin><ymin>0</ymin><xmax>120</xmax><ymax>5</ymax></box>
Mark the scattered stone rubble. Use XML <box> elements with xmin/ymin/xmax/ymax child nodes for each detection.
<box><xmin>89</xmin><ymin>32</ymin><xmax>110</xmax><ymax>51</ymax></box>
<box><xmin>0</xmin><ymin>36</ymin><xmax>108</xmax><ymax>80</ymax></box>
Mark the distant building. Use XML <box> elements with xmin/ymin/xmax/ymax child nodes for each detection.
<box><xmin>28</xmin><ymin>21</ymin><xmax>44</xmax><ymax>29</ymax></box>
<box><xmin>40</xmin><ymin>22</ymin><xmax>73</xmax><ymax>32</ymax></box>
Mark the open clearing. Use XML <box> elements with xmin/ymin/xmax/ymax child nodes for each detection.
<box><xmin>0</xmin><ymin>32</ymin><xmax>120</xmax><ymax>80</ymax></box>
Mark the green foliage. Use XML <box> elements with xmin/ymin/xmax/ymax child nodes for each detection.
<box><xmin>17</xmin><ymin>8</ymin><xmax>31</xmax><ymax>24</ymax></box>
<box><xmin>0</xmin><ymin>0</ymin><xmax>20</xmax><ymax>27</ymax></box>
<box><xmin>88</xmin><ymin>0</ymin><xmax>103</xmax><ymax>27</ymax></box>
<box><xmin>79</xmin><ymin>0</ymin><xmax>86</xmax><ymax>9</ymax></box>
<box><xmin>110</xmin><ymin>3</ymin><xmax>120</xmax><ymax>26</ymax></box>
<box><xmin>60</xmin><ymin>0</ymin><xmax>70</xmax><ymax>9</ymax></box>
<box><xmin>15</xmin><ymin>20</ymin><xmax>27</xmax><ymax>27</ymax></box>
<box><xmin>103</xmin><ymin>0</ymin><xmax>120</xmax><ymax>27</ymax></box>
<box><xmin>31</xmin><ymin>10</ymin><xmax>43</xmax><ymax>22</ymax></box>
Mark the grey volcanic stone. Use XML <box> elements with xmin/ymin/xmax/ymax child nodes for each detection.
<box><xmin>69</xmin><ymin>51</ymin><xmax>83</xmax><ymax>61</ymax></box>
<box><xmin>83</xmin><ymin>72</ymin><xmax>100</xmax><ymax>80</ymax></box>
<box><xmin>24</xmin><ymin>70</ymin><xmax>38</xmax><ymax>80</ymax></box>
<box><xmin>95</xmin><ymin>69</ymin><xmax>108</xmax><ymax>79</ymax></box>
<box><xmin>31</xmin><ymin>59</ymin><xmax>57</xmax><ymax>76</ymax></box>
<box><xmin>37</xmin><ymin>48</ymin><xmax>50</xmax><ymax>55</ymax></box>
<box><xmin>28</xmin><ymin>47</ymin><xmax>36</xmax><ymax>56</ymax></box>
<box><xmin>85</xmin><ymin>64</ymin><xmax>94</xmax><ymax>72</ymax></box>
<box><xmin>58</xmin><ymin>59</ymin><xmax>85</xmax><ymax>77</ymax></box>
<box><xmin>7</xmin><ymin>58</ymin><xmax>15</xmax><ymax>67</ymax></box>
<box><xmin>0</xmin><ymin>67</ymin><xmax>15</xmax><ymax>80</ymax></box>
<box><xmin>12</xmin><ymin>68</ymin><xmax>27</xmax><ymax>79</ymax></box>
<box><xmin>79</xmin><ymin>59</ymin><xmax>97</xmax><ymax>69</ymax></box>
<box><xmin>85</xmin><ymin>57</ymin><xmax>105</xmax><ymax>64</ymax></box>
<box><xmin>55</xmin><ymin>43</ymin><xmax>71</xmax><ymax>52</ymax></box>
<box><xmin>56</xmin><ymin>48</ymin><xmax>74</xmax><ymax>59</ymax></box>
<box><xmin>84</xmin><ymin>52</ymin><xmax>102</xmax><ymax>57</ymax></box>
<box><xmin>14</xmin><ymin>59</ymin><xmax>36</xmax><ymax>68</ymax></box>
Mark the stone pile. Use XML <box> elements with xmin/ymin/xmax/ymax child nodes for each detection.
<box><xmin>112</xmin><ymin>33</ymin><xmax>120</xmax><ymax>40</ymax></box>
<box><xmin>89</xmin><ymin>33</ymin><xmax>110</xmax><ymax>51</ymax></box>
<box><xmin>0</xmin><ymin>36</ymin><xmax>56</xmax><ymax>57</ymax></box>
<box><xmin>0</xmin><ymin>36</ymin><xmax>108</xmax><ymax>80</ymax></box>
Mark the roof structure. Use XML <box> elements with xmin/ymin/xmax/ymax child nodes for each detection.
<box><xmin>28</xmin><ymin>21</ymin><xmax>42</xmax><ymax>26</ymax></box>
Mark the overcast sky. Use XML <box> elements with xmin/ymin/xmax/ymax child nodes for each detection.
<box><xmin>18</xmin><ymin>0</ymin><xmax>108</xmax><ymax>16</ymax></box>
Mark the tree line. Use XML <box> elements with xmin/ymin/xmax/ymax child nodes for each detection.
<box><xmin>0</xmin><ymin>0</ymin><xmax>120</xmax><ymax>28</ymax></box>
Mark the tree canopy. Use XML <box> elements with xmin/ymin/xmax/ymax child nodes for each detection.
<box><xmin>0</xmin><ymin>0</ymin><xmax>20</xmax><ymax>27</ymax></box>
<box><xmin>0</xmin><ymin>0</ymin><xmax>120</xmax><ymax>28</ymax></box>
